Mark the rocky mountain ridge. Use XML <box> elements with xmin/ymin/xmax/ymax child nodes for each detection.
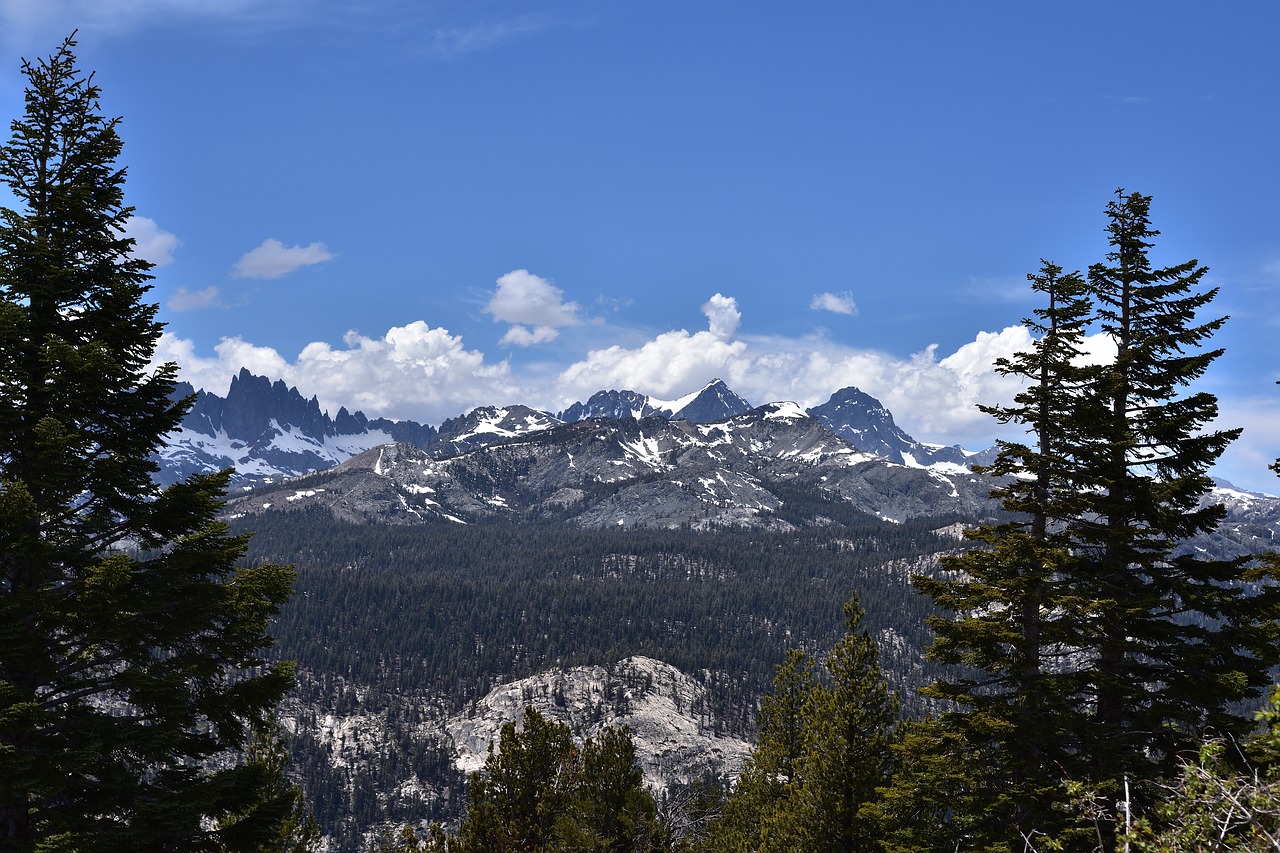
<box><xmin>225</xmin><ymin>400</ymin><xmax>998</xmax><ymax>530</ymax></box>
<box><xmin>284</xmin><ymin>656</ymin><xmax>754</xmax><ymax>849</ymax></box>
<box><xmin>158</xmin><ymin>368</ymin><xmax>437</xmax><ymax>486</ymax></box>
<box><xmin>155</xmin><ymin>370</ymin><xmax>991</xmax><ymax>490</ymax></box>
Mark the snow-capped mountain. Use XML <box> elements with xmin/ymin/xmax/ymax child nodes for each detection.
<box><xmin>157</xmin><ymin>368</ymin><xmax>436</xmax><ymax>487</ymax></box>
<box><xmin>157</xmin><ymin>371</ymin><xmax>977</xmax><ymax>489</ymax></box>
<box><xmin>558</xmin><ymin>378</ymin><xmax>753</xmax><ymax>424</ymax></box>
<box><xmin>159</xmin><ymin>370</ymin><xmax>1278</xmax><ymax>547</ymax></box>
<box><xmin>808</xmin><ymin>385</ymin><xmax>997</xmax><ymax>471</ymax></box>
<box><xmin>225</xmin><ymin>400</ymin><xmax>996</xmax><ymax>530</ymax></box>
<box><xmin>433</xmin><ymin>405</ymin><xmax>563</xmax><ymax>458</ymax></box>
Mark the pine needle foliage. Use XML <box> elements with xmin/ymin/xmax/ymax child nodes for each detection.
<box><xmin>900</xmin><ymin>191</ymin><xmax>1280</xmax><ymax>850</ymax></box>
<box><xmin>0</xmin><ymin>35</ymin><xmax>297</xmax><ymax>851</ymax></box>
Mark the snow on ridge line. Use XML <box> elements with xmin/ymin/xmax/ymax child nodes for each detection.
<box><xmin>761</xmin><ymin>401</ymin><xmax>807</xmax><ymax>420</ymax></box>
<box><xmin>648</xmin><ymin>378</ymin><xmax>727</xmax><ymax>417</ymax></box>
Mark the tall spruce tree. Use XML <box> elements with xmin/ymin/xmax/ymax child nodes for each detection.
<box><xmin>0</xmin><ymin>36</ymin><xmax>297</xmax><ymax>850</ymax></box>
<box><xmin>1076</xmin><ymin>191</ymin><xmax>1280</xmax><ymax>807</ymax></box>
<box><xmin>905</xmin><ymin>261</ymin><xmax>1096</xmax><ymax>846</ymax></box>
<box><xmin>904</xmin><ymin>191</ymin><xmax>1280</xmax><ymax>850</ymax></box>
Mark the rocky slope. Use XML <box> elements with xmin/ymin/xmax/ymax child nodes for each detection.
<box><xmin>225</xmin><ymin>401</ymin><xmax>997</xmax><ymax>530</ymax></box>
<box><xmin>282</xmin><ymin>657</ymin><xmax>753</xmax><ymax>849</ymax></box>
<box><xmin>446</xmin><ymin>656</ymin><xmax>752</xmax><ymax>792</ymax></box>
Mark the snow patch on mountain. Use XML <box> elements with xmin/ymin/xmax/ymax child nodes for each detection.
<box><xmin>761</xmin><ymin>401</ymin><xmax>807</xmax><ymax>421</ymax></box>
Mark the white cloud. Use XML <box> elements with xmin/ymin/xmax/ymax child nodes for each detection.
<box><xmin>153</xmin><ymin>320</ymin><xmax>515</xmax><ymax>423</ymax></box>
<box><xmin>0</xmin><ymin>0</ymin><xmax>277</xmax><ymax>49</ymax></box>
<box><xmin>148</xmin><ymin>291</ymin><xmax>1279</xmax><ymax>493</ymax></box>
<box><xmin>156</xmin><ymin>294</ymin><xmax>1037</xmax><ymax>447</ymax></box>
<box><xmin>702</xmin><ymin>293</ymin><xmax>741</xmax><ymax>339</ymax></box>
<box><xmin>122</xmin><ymin>215</ymin><xmax>180</xmax><ymax>266</ymax></box>
<box><xmin>484</xmin><ymin>269</ymin><xmax>580</xmax><ymax>345</ymax></box>
<box><xmin>809</xmin><ymin>291</ymin><xmax>858</xmax><ymax>315</ymax></box>
<box><xmin>485</xmin><ymin>269</ymin><xmax>580</xmax><ymax>327</ymax></box>
<box><xmin>168</xmin><ymin>285</ymin><xmax>224</xmax><ymax>311</ymax></box>
<box><xmin>500</xmin><ymin>325</ymin><xmax>560</xmax><ymax>346</ymax></box>
<box><xmin>554</xmin><ymin>293</ymin><xmax>1048</xmax><ymax>447</ymax></box>
<box><xmin>232</xmin><ymin>238</ymin><xmax>336</xmax><ymax>279</ymax></box>
<box><xmin>426</xmin><ymin>15</ymin><xmax>551</xmax><ymax>59</ymax></box>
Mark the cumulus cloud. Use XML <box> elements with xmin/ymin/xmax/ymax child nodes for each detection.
<box><xmin>554</xmin><ymin>292</ymin><xmax>1057</xmax><ymax>447</ymax></box>
<box><xmin>153</xmin><ymin>321</ymin><xmax>515</xmax><ymax>423</ymax></box>
<box><xmin>233</xmin><ymin>238</ymin><xmax>336</xmax><ymax>279</ymax></box>
<box><xmin>484</xmin><ymin>269</ymin><xmax>580</xmax><ymax>346</ymax></box>
<box><xmin>809</xmin><ymin>291</ymin><xmax>858</xmax><ymax>315</ymax></box>
<box><xmin>168</xmin><ymin>285</ymin><xmax>224</xmax><ymax>311</ymax></box>
<box><xmin>155</xmin><ymin>290</ymin><xmax>1039</xmax><ymax>447</ymax></box>
<box><xmin>702</xmin><ymin>293</ymin><xmax>741</xmax><ymax>339</ymax></box>
<box><xmin>122</xmin><ymin>215</ymin><xmax>180</xmax><ymax>266</ymax></box>
<box><xmin>149</xmin><ymin>289</ymin><xmax>1277</xmax><ymax>491</ymax></box>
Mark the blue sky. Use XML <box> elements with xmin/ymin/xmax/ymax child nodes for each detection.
<box><xmin>2</xmin><ymin>1</ymin><xmax>1278</xmax><ymax>490</ymax></box>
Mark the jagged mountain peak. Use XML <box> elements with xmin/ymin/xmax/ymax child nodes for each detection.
<box><xmin>807</xmin><ymin>385</ymin><xmax>986</xmax><ymax>470</ymax></box>
<box><xmin>157</xmin><ymin>368</ymin><xmax>436</xmax><ymax>488</ymax></box>
<box><xmin>160</xmin><ymin>370</ymin><xmax>1004</xmax><ymax>494</ymax></box>
<box><xmin>662</xmin><ymin>378</ymin><xmax>753</xmax><ymax>423</ymax></box>
<box><xmin>559</xmin><ymin>378</ymin><xmax>752</xmax><ymax>425</ymax></box>
<box><xmin>435</xmin><ymin>404</ymin><xmax>563</xmax><ymax>457</ymax></box>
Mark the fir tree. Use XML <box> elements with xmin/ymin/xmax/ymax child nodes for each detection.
<box><xmin>0</xmin><ymin>35</ymin><xmax>297</xmax><ymax>850</ymax></box>
<box><xmin>1075</xmin><ymin>191</ymin><xmax>1280</xmax><ymax>809</ymax></box>
<box><xmin>904</xmin><ymin>261</ymin><xmax>1095</xmax><ymax>846</ymax></box>
<box><xmin>905</xmin><ymin>190</ymin><xmax>1280</xmax><ymax>849</ymax></box>
<box><xmin>784</xmin><ymin>595</ymin><xmax>898</xmax><ymax>852</ymax></box>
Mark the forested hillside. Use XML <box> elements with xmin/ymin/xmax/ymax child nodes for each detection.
<box><xmin>232</xmin><ymin>508</ymin><xmax>968</xmax><ymax>847</ymax></box>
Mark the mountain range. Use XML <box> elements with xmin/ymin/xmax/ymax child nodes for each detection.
<box><xmin>158</xmin><ymin>369</ymin><xmax>992</xmax><ymax>490</ymax></box>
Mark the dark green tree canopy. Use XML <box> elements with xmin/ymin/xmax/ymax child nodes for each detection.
<box><xmin>899</xmin><ymin>190</ymin><xmax>1280</xmax><ymax>850</ymax></box>
<box><xmin>452</xmin><ymin>707</ymin><xmax>663</xmax><ymax>852</ymax></box>
<box><xmin>0</xmin><ymin>35</ymin><xmax>296</xmax><ymax>851</ymax></box>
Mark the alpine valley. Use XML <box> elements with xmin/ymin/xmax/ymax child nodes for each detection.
<box><xmin>164</xmin><ymin>371</ymin><xmax>1280</xmax><ymax>851</ymax></box>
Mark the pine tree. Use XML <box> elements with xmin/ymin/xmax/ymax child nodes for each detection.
<box><xmin>903</xmin><ymin>261</ymin><xmax>1096</xmax><ymax>846</ymax></box>
<box><xmin>784</xmin><ymin>594</ymin><xmax>898</xmax><ymax>853</ymax></box>
<box><xmin>1075</xmin><ymin>191</ymin><xmax>1280</xmax><ymax>809</ymax></box>
<box><xmin>453</xmin><ymin>708</ymin><xmax>579</xmax><ymax>851</ymax></box>
<box><xmin>703</xmin><ymin>649</ymin><xmax>817</xmax><ymax>852</ymax></box>
<box><xmin>568</xmin><ymin>725</ymin><xmax>665</xmax><ymax>852</ymax></box>
<box><xmin>453</xmin><ymin>707</ymin><xmax>661</xmax><ymax>852</ymax></box>
<box><xmin>0</xmin><ymin>35</ymin><xmax>297</xmax><ymax>850</ymax></box>
<box><xmin>707</xmin><ymin>593</ymin><xmax>897</xmax><ymax>852</ymax></box>
<box><xmin>904</xmin><ymin>190</ymin><xmax>1280</xmax><ymax>849</ymax></box>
